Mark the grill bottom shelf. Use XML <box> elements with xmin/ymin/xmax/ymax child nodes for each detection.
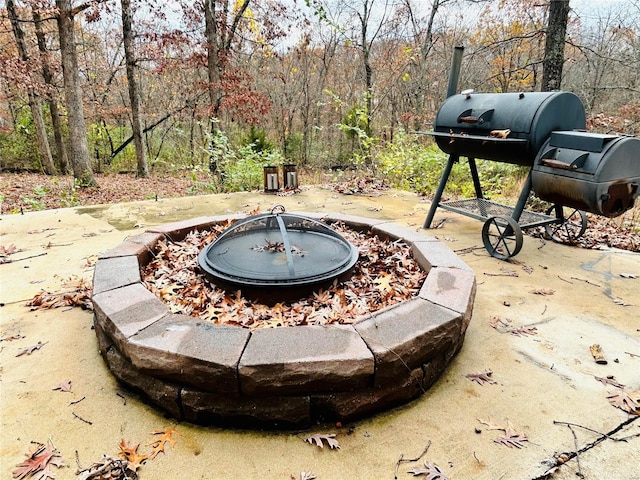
<box><xmin>439</xmin><ymin>198</ymin><xmax>555</xmax><ymax>228</ymax></box>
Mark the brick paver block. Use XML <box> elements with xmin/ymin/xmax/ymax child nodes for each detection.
<box><xmin>99</xmin><ymin>232</ymin><xmax>163</xmax><ymax>264</ymax></box>
<box><xmin>321</xmin><ymin>213</ymin><xmax>387</xmax><ymax>231</ymax></box>
<box><xmin>93</xmin><ymin>283</ymin><xmax>169</xmax><ymax>353</ymax></box>
<box><xmin>126</xmin><ymin>314</ymin><xmax>250</xmax><ymax>394</ymax></box>
<box><xmin>92</xmin><ymin>255</ymin><xmax>141</xmax><ymax>295</ymax></box>
<box><xmin>181</xmin><ymin>388</ymin><xmax>311</xmax><ymax>429</ymax></box>
<box><xmin>412</xmin><ymin>240</ymin><xmax>474</xmax><ymax>272</ymax></box>
<box><xmin>419</xmin><ymin>267</ymin><xmax>477</xmax><ymax>326</ymax></box>
<box><xmin>372</xmin><ymin>222</ymin><xmax>438</xmax><ymax>244</ymax></box>
<box><xmin>311</xmin><ymin>366</ymin><xmax>424</xmax><ymax>422</ymax></box>
<box><xmin>104</xmin><ymin>343</ymin><xmax>182</xmax><ymax>419</ymax></box>
<box><xmin>355</xmin><ymin>298</ymin><xmax>462</xmax><ymax>386</ymax></box>
<box><xmin>239</xmin><ymin>325</ymin><xmax>375</xmax><ymax>396</ymax></box>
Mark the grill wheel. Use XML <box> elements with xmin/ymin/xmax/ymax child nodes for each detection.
<box><xmin>481</xmin><ymin>215</ymin><xmax>524</xmax><ymax>260</ymax></box>
<box><xmin>544</xmin><ymin>206</ymin><xmax>588</xmax><ymax>244</ymax></box>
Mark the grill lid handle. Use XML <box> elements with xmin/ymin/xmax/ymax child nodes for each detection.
<box><xmin>457</xmin><ymin>108</ymin><xmax>494</xmax><ymax>125</ymax></box>
<box><xmin>539</xmin><ymin>148</ymin><xmax>589</xmax><ymax>171</ymax></box>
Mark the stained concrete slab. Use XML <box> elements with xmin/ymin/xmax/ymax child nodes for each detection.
<box><xmin>1</xmin><ymin>185</ymin><xmax>639</xmax><ymax>480</ymax></box>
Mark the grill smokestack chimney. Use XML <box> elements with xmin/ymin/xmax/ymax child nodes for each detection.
<box><xmin>446</xmin><ymin>46</ymin><xmax>465</xmax><ymax>98</ymax></box>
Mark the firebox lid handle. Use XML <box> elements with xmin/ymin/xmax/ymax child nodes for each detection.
<box><xmin>271</xmin><ymin>204</ymin><xmax>286</xmax><ymax>215</ymax></box>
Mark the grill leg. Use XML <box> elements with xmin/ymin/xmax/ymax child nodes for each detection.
<box><xmin>468</xmin><ymin>158</ymin><xmax>483</xmax><ymax>200</ymax></box>
<box><xmin>511</xmin><ymin>169</ymin><xmax>534</xmax><ymax>225</ymax></box>
<box><xmin>424</xmin><ymin>154</ymin><xmax>458</xmax><ymax>229</ymax></box>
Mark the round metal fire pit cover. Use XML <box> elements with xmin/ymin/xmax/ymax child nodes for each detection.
<box><xmin>198</xmin><ymin>207</ymin><xmax>358</xmax><ymax>288</ymax></box>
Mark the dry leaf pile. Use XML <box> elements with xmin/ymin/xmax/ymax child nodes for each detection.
<box><xmin>75</xmin><ymin>456</ymin><xmax>136</xmax><ymax>480</ymax></box>
<box><xmin>26</xmin><ymin>275</ymin><xmax>93</xmax><ymax>311</ymax></box>
<box><xmin>75</xmin><ymin>428</ymin><xmax>178</xmax><ymax>480</ymax></box>
<box><xmin>12</xmin><ymin>441</ymin><xmax>65</xmax><ymax>480</ymax></box>
<box><xmin>330</xmin><ymin>176</ymin><xmax>389</xmax><ymax>195</ymax></box>
<box><xmin>142</xmin><ymin>222</ymin><xmax>427</xmax><ymax>329</ymax></box>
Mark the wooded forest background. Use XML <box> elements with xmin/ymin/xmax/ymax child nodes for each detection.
<box><xmin>1</xmin><ymin>0</ymin><xmax>639</xmax><ymax>191</ymax></box>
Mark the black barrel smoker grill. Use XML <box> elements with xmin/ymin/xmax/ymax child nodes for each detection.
<box><xmin>421</xmin><ymin>89</ymin><xmax>640</xmax><ymax>259</ymax></box>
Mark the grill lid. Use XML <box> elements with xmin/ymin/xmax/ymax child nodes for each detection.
<box><xmin>198</xmin><ymin>206</ymin><xmax>358</xmax><ymax>289</ymax></box>
<box><xmin>430</xmin><ymin>91</ymin><xmax>586</xmax><ymax>165</ymax></box>
<box><xmin>532</xmin><ymin>132</ymin><xmax>640</xmax><ymax>217</ymax></box>
<box><xmin>536</xmin><ymin>131</ymin><xmax>639</xmax><ymax>178</ymax></box>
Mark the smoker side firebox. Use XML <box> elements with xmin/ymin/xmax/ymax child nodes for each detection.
<box><xmin>420</xmin><ymin>49</ymin><xmax>640</xmax><ymax>260</ymax></box>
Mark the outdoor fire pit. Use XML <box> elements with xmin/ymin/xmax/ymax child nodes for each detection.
<box><xmin>198</xmin><ymin>206</ymin><xmax>358</xmax><ymax>300</ymax></box>
<box><xmin>92</xmin><ymin>213</ymin><xmax>476</xmax><ymax>428</ymax></box>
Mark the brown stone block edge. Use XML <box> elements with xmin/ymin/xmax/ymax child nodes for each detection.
<box><xmin>92</xmin><ymin>213</ymin><xmax>477</xmax><ymax>429</ymax></box>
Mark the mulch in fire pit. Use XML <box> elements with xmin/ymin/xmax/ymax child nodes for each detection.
<box><xmin>141</xmin><ymin>222</ymin><xmax>427</xmax><ymax>329</ymax></box>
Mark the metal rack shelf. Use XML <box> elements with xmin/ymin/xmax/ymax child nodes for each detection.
<box><xmin>439</xmin><ymin>198</ymin><xmax>556</xmax><ymax>229</ymax></box>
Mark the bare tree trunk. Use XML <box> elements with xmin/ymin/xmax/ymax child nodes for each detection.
<box><xmin>56</xmin><ymin>0</ymin><xmax>97</xmax><ymax>186</ymax></box>
<box><xmin>33</xmin><ymin>9</ymin><xmax>69</xmax><ymax>175</ymax></box>
<box><xmin>121</xmin><ymin>0</ymin><xmax>149</xmax><ymax>178</ymax></box>
<box><xmin>7</xmin><ymin>0</ymin><xmax>57</xmax><ymax>175</ymax></box>
<box><xmin>204</xmin><ymin>0</ymin><xmax>223</xmax><ymax>118</ymax></box>
<box><xmin>542</xmin><ymin>0</ymin><xmax>570</xmax><ymax>91</ymax></box>
<box><xmin>204</xmin><ymin>0</ymin><xmax>250</xmax><ymax>175</ymax></box>
<box><xmin>358</xmin><ymin>0</ymin><xmax>374</xmax><ymax>139</ymax></box>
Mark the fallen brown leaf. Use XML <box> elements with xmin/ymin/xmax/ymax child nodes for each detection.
<box><xmin>12</xmin><ymin>440</ymin><xmax>64</xmax><ymax>480</ymax></box>
<box><xmin>304</xmin><ymin>433</ymin><xmax>340</xmax><ymax>449</ymax></box>
<box><xmin>0</xmin><ymin>244</ymin><xmax>19</xmax><ymax>256</ymax></box>
<box><xmin>494</xmin><ymin>425</ymin><xmax>528</xmax><ymax>448</ymax></box>
<box><xmin>16</xmin><ymin>341</ymin><xmax>46</xmax><ymax>357</ymax></box>
<box><xmin>510</xmin><ymin>326</ymin><xmax>538</xmax><ymax>337</ymax></box>
<box><xmin>529</xmin><ymin>288</ymin><xmax>555</xmax><ymax>296</ymax></box>
<box><xmin>1</xmin><ymin>334</ymin><xmax>24</xmax><ymax>342</ymax></box>
<box><xmin>465</xmin><ymin>370</ymin><xmax>497</xmax><ymax>385</ymax></box>
<box><xmin>477</xmin><ymin>418</ymin><xmax>504</xmax><ymax>431</ymax></box>
<box><xmin>118</xmin><ymin>439</ymin><xmax>149</xmax><ymax>471</ymax></box>
<box><xmin>52</xmin><ymin>380</ymin><xmax>73</xmax><ymax>393</ymax></box>
<box><xmin>488</xmin><ymin>316</ymin><xmax>509</xmax><ymax>330</ymax></box>
<box><xmin>607</xmin><ymin>389</ymin><xmax>640</xmax><ymax>414</ymax></box>
<box><xmin>595</xmin><ymin>376</ymin><xmax>625</xmax><ymax>389</ymax></box>
<box><xmin>146</xmin><ymin>428</ymin><xmax>179</xmax><ymax>459</ymax></box>
<box><xmin>407</xmin><ymin>460</ymin><xmax>449</xmax><ymax>479</ymax></box>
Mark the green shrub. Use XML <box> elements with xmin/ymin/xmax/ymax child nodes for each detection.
<box><xmin>377</xmin><ymin>131</ymin><xmax>523</xmax><ymax>198</ymax></box>
<box><xmin>0</xmin><ymin>109</ymin><xmax>41</xmax><ymax>171</ymax></box>
<box><xmin>243</xmin><ymin>126</ymin><xmax>273</xmax><ymax>153</ymax></box>
<box><xmin>204</xmin><ymin>124</ymin><xmax>285</xmax><ymax>192</ymax></box>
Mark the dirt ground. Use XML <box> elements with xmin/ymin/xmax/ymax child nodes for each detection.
<box><xmin>0</xmin><ymin>172</ymin><xmax>204</xmax><ymax>214</ymax></box>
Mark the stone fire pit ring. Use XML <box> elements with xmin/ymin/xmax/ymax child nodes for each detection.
<box><xmin>92</xmin><ymin>213</ymin><xmax>476</xmax><ymax>429</ymax></box>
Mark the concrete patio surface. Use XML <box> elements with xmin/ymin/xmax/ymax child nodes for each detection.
<box><xmin>1</xmin><ymin>185</ymin><xmax>639</xmax><ymax>480</ymax></box>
